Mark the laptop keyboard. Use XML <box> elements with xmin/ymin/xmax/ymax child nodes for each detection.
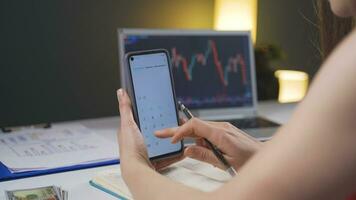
<box><xmin>218</xmin><ymin>117</ymin><xmax>280</xmax><ymax>129</ymax></box>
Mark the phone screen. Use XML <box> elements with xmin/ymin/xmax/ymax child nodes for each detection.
<box><xmin>128</xmin><ymin>51</ymin><xmax>182</xmax><ymax>158</ymax></box>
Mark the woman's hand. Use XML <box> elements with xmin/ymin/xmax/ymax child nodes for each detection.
<box><xmin>155</xmin><ymin>118</ymin><xmax>262</xmax><ymax>170</ymax></box>
<box><xmin>117</xmin><ymin>89</ymin><xmax>152</xmax><ymax>173</ymax></box>
<box><xmin>117</xmin><ymin>89</ymin><xmax>184</xmax><ymax>175</ymax></box>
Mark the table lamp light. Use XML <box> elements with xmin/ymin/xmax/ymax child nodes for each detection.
<box><xmin>274</xmin><ymin>70</ymin><xmax>309</xmax><ymax>103</ymax></box>
<box><xmin>214</xmin><ymin>0</ymin><xmax>258</xmax><ymax>42</ymax></box>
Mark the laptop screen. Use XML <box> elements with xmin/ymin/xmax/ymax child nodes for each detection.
<box><xmin>121</xmin><ymin>30</ymin><xmax>255</xmax><ymax>110</ymax></box>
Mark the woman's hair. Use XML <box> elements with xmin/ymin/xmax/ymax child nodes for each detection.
<box><xmin>317</xmin><ymin>0</ymin><xmax>355</xmax><ymax>59</ymax></box>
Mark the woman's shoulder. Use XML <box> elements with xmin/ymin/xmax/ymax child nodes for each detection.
<box><xmin>316</xmin><ymin>28</ymin><xmax>356</xmax><ymax>81</ymax></box>
<box><xmin>326</xmin><ymin>28</ymin><xmax>356</xmax><ymax>71</ymax></box>
<box><xmin>303</xmin><ymin>28</ymin><xmax>356</xmax><ymax>122</ymax></box>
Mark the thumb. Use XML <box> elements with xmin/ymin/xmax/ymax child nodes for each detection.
<box><xmin>184</xmin><ymin>145</ymin><xmax>226</xmax><ymax>170</ymax></box>
<box><xmin>117</xmin><ymin>89</ymin><xmax>134</xmax><ymax>124</ymax></box>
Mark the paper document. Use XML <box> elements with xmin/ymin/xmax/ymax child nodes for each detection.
<box><xmin>0</xmin><ymin>124</ymin><xmax>118</xmax><ymax>173</ymax></box>
<box><xmin>91</xmin><ymin>158</ymin><xmax>231</xmax><ymax>199</ymax></box>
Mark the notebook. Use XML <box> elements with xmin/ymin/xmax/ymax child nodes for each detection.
<box><xmin>90</xmin><ymin>158</ymin><xmax>231</xmax><ymax>199</ymax></box>
<box><xmin>0</xmin><ymin>124</ymin><xmax>118</xmax><ymax>174</ymax></box>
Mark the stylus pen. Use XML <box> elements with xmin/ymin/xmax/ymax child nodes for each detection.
<box><xmin>177</xmin><ymin>101</ymin><xmax>237</xmax><ymax>177</ymax></box>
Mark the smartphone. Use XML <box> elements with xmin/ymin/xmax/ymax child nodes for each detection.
<box><xmin>124</xmin><ymin>49</ymin><xmax>183</xmax><ymax>160</ymax></box>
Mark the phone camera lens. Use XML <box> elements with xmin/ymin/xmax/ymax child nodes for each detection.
<box><xmin>130</xmin><ymin>57</ymin><xmax>134</xmax><ymax>61</ymax></box>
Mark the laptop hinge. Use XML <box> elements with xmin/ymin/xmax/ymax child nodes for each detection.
<box><xmin>199</xmin><ymin>114</ymin><xmax>251</xmax><ymax>121</ymax></box>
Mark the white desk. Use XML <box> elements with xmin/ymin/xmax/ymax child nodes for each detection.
<box><xmin>0</xmin><ymin>101</ymin><xmax>296</xmax><ymax>200</ymax></box>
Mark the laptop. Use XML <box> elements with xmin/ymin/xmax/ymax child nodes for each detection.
<box><xmin>118</xmin><ymin>29</ymin><xmax>279</xmax><ymax>141</ymax></box>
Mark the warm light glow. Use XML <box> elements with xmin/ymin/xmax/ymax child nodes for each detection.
<box><xmin>275</xmin><ymin>70</ymin><xmax>309</xmax><ymax>103</ymax></box>
<box><xmin>214</xmin><ymin>0</ymin><xmax>258</xmax><ymax>42</ymax></box>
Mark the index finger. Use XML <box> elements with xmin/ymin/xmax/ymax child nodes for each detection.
<box><xmin>171</xmin><ymin>118</ymin><xmax>217</xmax><ymax>144</ymax></box>
<box><xmin>155</xmin><ymin>127</ymin><xmax>180</xmax><ymax>138</ymax></box>
<box><xmin>154</xmin><ymin>118</ymin><xmax>188</xmax><ymax>138</ymax></box>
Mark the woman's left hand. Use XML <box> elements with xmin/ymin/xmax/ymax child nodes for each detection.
<box><xmin>117</xmin><ymin>89</ymin><xmax>151</xmax><ymax>173</ymax></box>
<box><xmin>117</xmin><ymin>89</ymin><xmax>184</xmax><ymax>175</ymax></box>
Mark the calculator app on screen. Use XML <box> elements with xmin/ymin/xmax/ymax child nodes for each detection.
<box><xmin>129</xmin><ymin>51</ymin><xmax>182</xmax><ymax>158</ymax></box>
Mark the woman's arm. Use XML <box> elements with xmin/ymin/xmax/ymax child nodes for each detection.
<box><xmin>122</xmin><ymin>158</ymin><xmax>207</xmax><ymax>200</ymax></box>
<box><xmin>213</xmin><ymin>28</ymin><xmax>356</xmax><ymax>200</ymax></box>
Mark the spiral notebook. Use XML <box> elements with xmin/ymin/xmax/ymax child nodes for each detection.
<box><xmin>90</xmin><ymin>158</ymin><xmax>231</xmax><ymax>199</ymax></box>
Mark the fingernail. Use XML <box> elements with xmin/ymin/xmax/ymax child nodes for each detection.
<box><xmin>184</xmin><ymin>147</ymin><xmax>191</xmax><ymax>155</ymax></box>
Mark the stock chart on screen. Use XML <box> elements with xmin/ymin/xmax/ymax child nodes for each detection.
<box><xmin>124</xmin><ymin>34</ymin><xmax>254</xmax><ymax>109</ymax></box>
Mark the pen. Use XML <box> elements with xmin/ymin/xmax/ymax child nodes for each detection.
<box><xmin>177</xmin><ymin>101</ymin><xmax>237</xmax><ymax>177</ymax></box>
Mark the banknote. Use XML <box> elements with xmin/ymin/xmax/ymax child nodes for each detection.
<box><xmin>5</xmin><ymin>186</ymin><xmax>68</xmax><ymax>200</ymax></box>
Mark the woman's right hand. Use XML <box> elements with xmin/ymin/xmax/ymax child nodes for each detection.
<box><xmin>155</xmin><ymin>118</ymin><xmax>263</xmax><ymax>171</ymax></box>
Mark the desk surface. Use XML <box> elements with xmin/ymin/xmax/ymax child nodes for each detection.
<box><xmin>0</xmin><ymin>101</ymin><xmax>296</xmax><ymax>200</ymax></box>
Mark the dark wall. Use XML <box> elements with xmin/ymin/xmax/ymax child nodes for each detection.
<box><xmin>257</xmin><ymin>0</ymin><xmax>320</xmax><ymax>77</ymax></box>
<box><xmin>0</xmin><ymin>0</ymin><xmax>319</xmax><ymax>127</ymax></box>
<box><xmin>0</xmin><ymin>0</ymin><xmax>214</xmax><ymax>127</ymax></box>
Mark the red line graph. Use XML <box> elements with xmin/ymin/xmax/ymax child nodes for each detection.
<box><xmin>210</xmin><ymin>40</ymin><xmax>226</xmax><ymax>86</ymax></box>
<box><xmin>225</xmin><ymin>54</ymin><xmax>248</xmax><ymax>85</ymax></box>
<box><xmin>170</xmin><ymin>40</ymin><xmax>248</xmax><ymax>87</ymax></box>
<box><xmin>171</xmin><ymin>48</ymin><xmax>190</xmax><ymax>81</ymax></box>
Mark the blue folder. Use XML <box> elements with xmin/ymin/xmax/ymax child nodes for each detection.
<box><xmin>0</xmin><ymin>159</ymin><xmax>120</xmax><ymax>182</ymax></box>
